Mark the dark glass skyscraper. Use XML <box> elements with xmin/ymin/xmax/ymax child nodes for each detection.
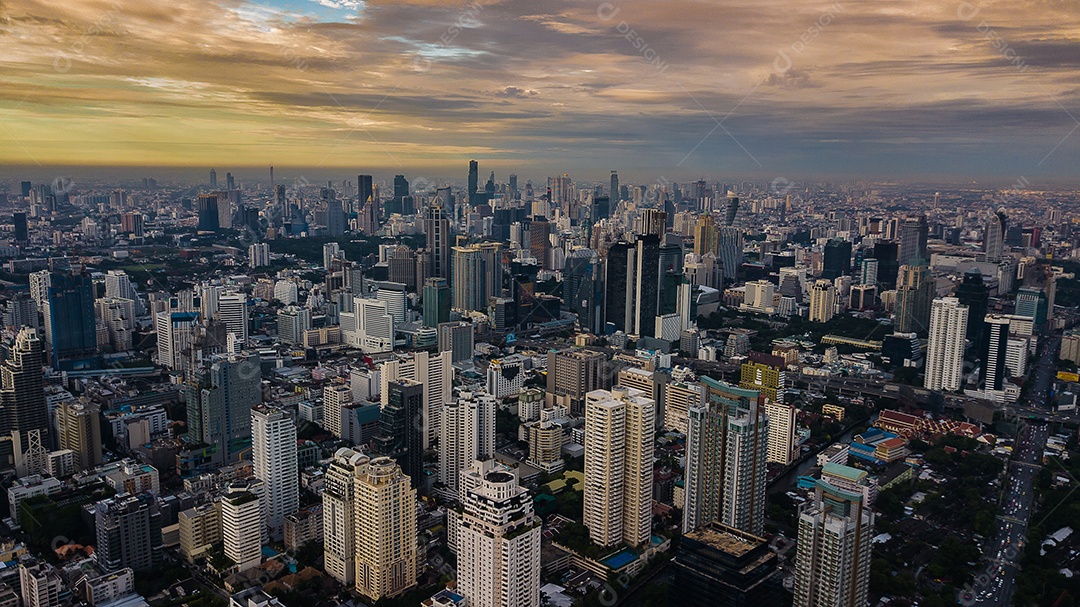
<box><xmin>197</xmin><ymin>194</ymin><xmax>220</xmax><ymax>232</ymax></box>
<box><xmin>12</xmin><ymin>212</ymin><xmax>27</xmax><ymax>244</ymax></box>
<box><xmin>375</xmin><ymin>379</ymin><xmax>425</xmax><ymax>489</ymax></box>
<box><xmin>1</xmin><ymin>328</ymin><xmax>47</xmax><ymax>471</ymax></box>
<box><xmin>604</xmin><ymin>241</ymin><xmax>633</xmax><ymax>333</ymax></box>
<box><xmin>871</xmin><ymin>241</ymin><xmax>899</xmax><ymax>290</ymax></box>
<box><xmin>822</xmin><ymin>239</ymin><xmax>852</xmax><ymax>280</ymax></box>
<box><xmin>898</xmin><ymin>215</ymin><xmax>928</xmax><ymax>266</ymax></box>
<box><xmin>42</xmin><ymin>271</ymin><xmax>97</xmax><ymax>369</ymax></box>
<box><xmin>955</xmin><ymin>269</ymin><xmax>989</xmax><ymax>349</ymax></box>
<box><xmin>468</xmin><ymin>160</ymin><xmax>479</xmax><ymax>200</ymax></box>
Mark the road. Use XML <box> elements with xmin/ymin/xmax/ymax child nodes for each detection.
<box><xmin>962</xmin><ymin>336</ymin><xmax>1058</xmax><ymax>607</ymax></box>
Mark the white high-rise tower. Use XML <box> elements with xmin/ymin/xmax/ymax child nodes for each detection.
<box><xmin>924</xmin><ymin>297</ymin><xmax>968</xmax><ymax>392</ymax></box>
<box><xmin>252</xmin><ymin>407</ymin><xmax>299</xmax><ymax>541</ymax></box>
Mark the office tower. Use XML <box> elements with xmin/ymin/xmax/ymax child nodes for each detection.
<box><xmin>984</xmin><ymin>208</ymin><xmax>1007</xmax><ymax>260</ymax></box>
<box><xmin>529</xmin><ymin>217</ymin><xmax>551</xmax><ymax>269</ymax></box>
<box><xmin>717</xmin><ymin>226</ymin><xmax>743</xmax><ymax>284</ymax></box>
<box><xmin>2</xmin><ymin>328</ymin><xmax>48</xmax><ymax>473</ymax></box>
<box><xmin>13</xmin><ymin>211</ymin><xmax>28</xmax><ymax>244</ymax></box>
<box><xmin>42</xmin><ymin>271</ymin><xmax>97</xmax><ymax>369</ymax></box>
<box><xmin>468</xmin><ymin>160</ymin><xmax>479</xmax><ymax>201</ymax></box>
<box><xmin>186</xmin><ymin>355</ymin><xmax>262</xmax><ymax>463</ymax></box>
<box><xmin>375</xmin><ymin>282</ymin><xmax>407</xmax><ymax>324</ymax></box>
<box><xmin>422</xmin><ymin>278</ymin><xmax>451</xmax><ymax>328</ymax></box>
<box><xmin>546</xmin><ymin>349</ymin><xmax>610</xmax><ymax>416</ymax></box>
<box><xmin>209</xmin><ymin>169</ymin><xmax>217</xmax><ymax>188</ymax></box>
<box><xmin>924</xmin><ymin>297</ymin><xmax>968</xmax><ymax>392</ymax></box>
<box><xmin>1014</xmin><ymin>287</ymin><xmax>1048</xmax><ymax>328</ymax></box>
<box><xmin>982</xmin><ymin>314</ymin><xmax>1010</xmax><ymax>392</ymax></box>
<box><xmin>252</xmin><ymin>407</ymin><xmax>299</xmax><ymax>541</ymax></box>
<box><xmin>325</xmin><ymin>199</ymin><xmax>347</xmax><ymax>236</ymax></box>
<box><xmin>822</xmin><ymin>239</ymin><xmax>852</xmax><ymax>280</ymax></box>
<box><xmin>248</xmin><ymin>243</ymin><xmax>270</xmax><ymax>268</ymax></box>
<box><xmin>197</xmin><ymin>194</ymin><xmax>220</xmax><ymax>232</ymax></box>
<box><xmin>354</xmin><ymin>456</ymin><xmax>418</xmax><ymax>602</ymax></box>
<box><xmin>19</xmin><ymin>560</ymin><xmax>63</xmax><ymax>607</ymax></box>
<box><xmin>583</xmin><ymin>387</ymin><xmax>655</xmax><ymax>548</ymax></box>
<box><xmin>763</xmin><ymin>401</ymin><xmax>796</xmax><ymax>465</ymax></box>
<box><xmin>859</xmin><ymin>258</ymin><xmax>878</xmax><ymax>286</ymax></box>
<box><xmin>386</xmin><ymin>246</ymin><xmax>417</xmax><ymax>291</ymax></box>
<box><xmin>375</xmin><ymin>379</ymin><xmax>425</xmax><ymax>489</ymax></box>
<box><xmin>437</xmin><ymin>321</ymin><xmax>473</xmax><ymax>363</ymax></box>
<box><xmin>93</xmin><ymin>493</ymin><xmax>163</xmax><ymax>572</ymax></box>
<box><xmin>723</xmin><ymin>191</ymin><xmax>740</xmax><ymax>226</ymax></box>
<box><xmin>808</xmin><ymin>279</ymin><xmax>837</xmax><ymax>323</ymax></box>
<box><xmin>693</xmin><ymin>214</ymin><xmax>719</xmax><ymax>256</ymax></box>
<box><xmin>794</xmin><ymin>467</ymin><xmax>874</xmax><ymax>607</ymax></box>
<box><xmin>56</xmin><ymin>399</ymin><xmax>102</xmax><ymax>471</ymax></box>
<box><xmin>671</xmin><ymin>522</ymin><xmax>783</xmax><ymax>607</ymax></box>
<box><xmin>340</xmin><ymin>297</ymin><xmax>394</xmax><ymax>353</ymax></box>
<box><xmin>894</xmin><ymin>264</ymin><xmax>934</xmax><ymax>334</ymax></box>
<box><xmin>630</xmin><ymin>233</ymin><xmax>661</xmax><ymax>336</ymax></box>
<box><xmin>871</xmin><ymin>241</ymin><xmax>899</xmax><ymax>290</ymax></box>
<box><xmin>684</xmin><ymin>378</ymin><xmax>768</xmax><ymax>536</ymax></box>
<box><xmin>323</xmin><ymin>448</ymin><xmax>365</xmax><ymax>585</ymax></box>
<box><xmin>610</xmin><ymin>171</ymin><xmax>619</xmax><ymax>200</ymax></box>
<box><xmin>898</xmin><ymin>215</ymin><xmax>928</xmax><ymax>266</ymax></box>
<box><xmin>425</xmin><ymin>204</ymin><xmax>451</xmax><ymax>280</ymax></box>
<box><xmin>221</xmin><ymin>481</ymin><xmax>264</xmax><ymax>572</ymax></box>
<box><xmin>358</xmin><ymin>174</ymin><xmax>374</xmax><ymax>208</ymax></box>
<box><xmin>380</xmin><ymin>350</ymin><xmax>452</xmax><ymax>450</ymax></box>
<box><xmin>276</xmin><ymin>306</ymin><xmax>311</xmax><ymax>345</ymax></box>
<box><xmin>438</xmin><ymin>392</ymin><xmax>496</xmax><ymax>492</ymax></box>
<box><xmin>179</xmin><ymin>503</ymin><xmax>221</xmax><ymax>563</ymax></box>
<box><xmin>457</xmin><ymin>469</ymin><xmax>541</xmax><ymax>607</ymax></box>
<box><xmin>638</xmin><ymin>208</ymin><xmax>666</xmax><ymax>237</ymax></box>
<box><xmin>955</xmin><ymin>269</ymin><xmax>989</xmax><ymax>349</ymax></box>
<box><xmin>603</xmin><ymin>241</ymin><xmax>633</xmax><ymax>332</ymax></box>
<box><xmin>225</xmin><ymin>171</ymin><xmax>235</xmax><ymax>190</ymax></box>
<box><xmin>217</xmin><ymin>293</ymin><xmax>248</xmax><ymax>346</ymax></box>
<box><xmin>324</xmin><ymin>383</ymin><xmax>353</xmax><ymax>438</ymax></box>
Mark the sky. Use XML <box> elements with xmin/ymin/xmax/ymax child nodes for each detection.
<box><xmin>2</xmin><ymin>0</ymin><xmax>1080</xmax><ymax>184</ymax></box>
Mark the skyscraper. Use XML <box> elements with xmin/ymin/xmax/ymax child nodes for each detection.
<box><xmin>252</xmin><ymin>406</ymin><xmax>299</xmax><ymax>542</ymax></box>
<box><xmin>717</xmin><ymin>226</ymin><xmax>743</xmax><ymax>284</ymax></box>
<box><xmin>375</xmin><ymin>379</ymin><xmax>425</xmax><ymax>489</ymax></box>
<box><xmin>42</xmin><ymin>271</ymin><xmax>97</xmax><ymax>369</ymax></box>
<box><xmin>610</xmin><ymin>171</ymin><xmax>619</xmax><ymax>200</ymax></box>
<box><xmin>217</xmin><ymin>293</ymin><xmax>248</xmax><ymax>346</ymax></box>
<box><xmin>808</xmin><ymin>279</ymin><xmax>837</xmax><ymax>323</ymax></box>
<box><xmin>583</xmin><ymin>387</ymin><xmax>655</xmax><ymax>548</ymax></box>
<box><xmin>693</xmin><ymin>214</ymin><xmax>719</xmax><ymax>256</ymax></box>
<box><xmin>354</xmin><ymin>456</ymin><xmax>418</xmax><ymax>602</ymax></box>
<box><xmin>323</xmin><ymin>448</ymin><xmax>365</xmax><ymax>585</ymax></box>
<box><xmin>424</xmin><ymin>204</ymin><xmax>451</xmax><ymax>280</ymax></box>
<box><xmin>822</xmin><ymin>239</ymin><xmax>852</xmax><ymax>280</ymax></box>
<box><xmin>93</xmin><ymin>493</ymin><xmax>163</xmax><ymax>572</ymax></box>
<box><xmin>898</xmin><ymin>215</ymin><xmax>928</xmax><ymax>266</ymax></box>
<box><xmin>56</xmin><ymin>399</ymin><xmax>102</xmax><ymax>471</ymax></box>
<box><xmin>982</xmin><ymin>314</ymin><xmax>1011</xmax><ymax>392</ymax></box>
<box><xmin>438</xmin><ymin>321</ymin><xmax>474</xmax><ymax>364</ymax></box>
<box><xmin>197</xmin><ymin>194</ymin><xmax>220</xmax><ymax>232</ymax></box>
<box><xmin>794</xmin><ymin>466</ymin><xmax>874</xmax><ymax>607</ymax></box>
<box><xmin>456</xmin><ymin>469</ymin><xmax>542</xmax><ymax>607</ymax></box>
<box><xmin>468</xmin><ymin>160</ymin><xmax>479</xmax><ymax>202</ymax></box>
<box><xmin>984</xmin><ymin>208</ymin><xmax>1007</xmax><ymax>260</ymax></box>
<box><xmin>684</xmin><ymin>378</ymin><xmax>768</xmax><ymax>536</ymax></box>
<box><xmin>924</xmin><ymin>297</ymin><xmax>968</xmax><ymax>392</ymax></box>
<box><xmin>186</xmin><ymin>355</ymin><xmax>262</xmax><ymax>464</ymax></box>
<box><xmin>723</xmin><ymin>192</ymin><xmax>740</xmax><ymax>226</ymax></box>
<box><xmin>631</xmin><ymin>234</ymin><xmax>661</xmax><ymax>336</ymax></box>
<box><xmin>894</xmin><ymin>264</ymin><xmax>934</xmax><ymax>334</ymax></box>
<box><xmin>1</xmin><ymin>328</ymin><xmax>47</xmax><ymax>474</ymax></box>
<box><xmin>955</xmin><ymin>269</ymin><xmax>989</xmax><ymax>350</ymax></box>
<box><xmin>603</xmin><ymin>241</ymin><xmax>633</xmax><ymax>333</ymax></box>
<box><xmin>671</xmin><ymin>522</ymin><xmax>784</xmax><ymax>607</ymax></box>
<box><xmin>221</xmin><ymin>480</ymin><xmax>265</xmax><ymax>572</ymax></box>
<box><xmin>438</xmin><ymin>392</ymin><xmax>496</xmax><ymax>492</ymax></box>
<box><xmin>380</xmin><ymin>351</ymin><xmax>452</xmax><ymax>450</ymax></box>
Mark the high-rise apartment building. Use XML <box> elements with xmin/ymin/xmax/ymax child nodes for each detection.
<box><xmin>684</xmin><ymin>378</ymin><xmax>769</xmax><ymax>536</ymax></box>
<box><xmin>57</xmin><ymin>399</ymin><xmax>102</xmax><ymax>471</ymax></box>
<box><xmin>808</xmin><ymin>279</ymin><xmax>837</xmax><ymax>323</ymax></box>
<box><xmin>93</xmin><ymin>493</ymin><xmax>163</xmax><ymax>572</ymax></box>
<box><xmin>895</xmin><ymin>264</ymin><xmax>934</xmax><ymax>334</ymax></box>
<box><xmin>217</xmin><ymin>293</ymin><xmax>248</xmax><ymax>346</ymax></box>
<box><xmin>186</xmin><ymin>355</ymin><xmax>262</xmax><ymax>464</ymax></box>
<box><xmin>323</xmin><ymin>383</ymin><xmax>353</xmax><ymax>439</ymax></box>
<box><xmin>379</xmin><ymin>350</ymin><xmax>452</xmax><ymax>450</ymax></box>
<box><xmin>982</xmin><ymin>314</ymin><xmax>1011</xmax><ymax>392</ymax></box>
<box><xmin>437</xmin><ymin>321</ymin><xmax>473</xmax><ymax>363</ymax></box>
<box><xmin>252</xmin><ymin>407</ymin><xmax>298</xmax><ymax>542</ymax></box>
<box><xmin>794</xmin><ymin>466</ymin><xmax>874</xmax><ymax>607</ymax></box>
<box><xmin>323</xmin><ymin>448</ymin><xmax>365</xmax><ymax>586</ymax></box>
<box><xmin>456</xmin><ymin>469</ymin><xmax>541</xmax><ymax>607</ymax></box>
<box><xmin>221</xmin><ymin>481</ymin><xmax>264</xmax><ymax>572</ymax></box>
<box><xmin>354</xmin><ymin>456</ymin><xmax>418</xmax><ymax>602</ymax></box>
<box><xmin>924</xmin><ymin>297</ymin><xmax>968</xmax><ymax>392</ymax></box>
<box><xmin>583</xmin><ymin>387</ymin><xmax>655</xmax><ymax>548</ymax></box>
<box><xmin>438</xmin><ymin>391</ymin><xmax>496</xmax><ymax>493</ymax></box>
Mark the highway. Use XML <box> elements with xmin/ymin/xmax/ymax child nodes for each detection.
<box><xmin>962</xmin><ymin>335</ymin><xmax>1058</xmax><ymax>607</ymax></box>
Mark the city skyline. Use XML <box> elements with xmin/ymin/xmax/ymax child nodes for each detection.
<box><xmin>3</xmin><ymin>0</ymin><xmax>1080</xmax><ymax>182</ymax></box>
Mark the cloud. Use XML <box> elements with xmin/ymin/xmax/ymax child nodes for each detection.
<box><xmin>494</xmin><ymin>86</ymin><xmax>538</xmax><ymax>98</ymax></box>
